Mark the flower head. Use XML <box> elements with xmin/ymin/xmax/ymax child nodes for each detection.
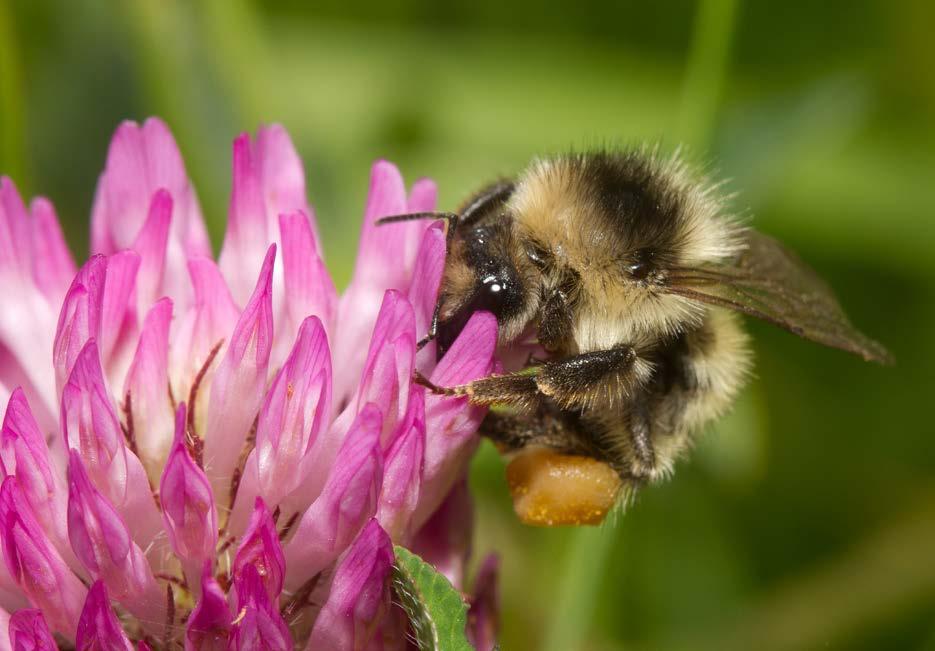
<box><xmin>0</xmin><ymin>118</ymin><xmax>498</xmax><ymax>647</ymax></box>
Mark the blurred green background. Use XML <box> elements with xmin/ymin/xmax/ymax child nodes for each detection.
<box><xmin>2</xmin><ymin>1</ymin><xmax>934</xmax><ymax>649</ymax></box>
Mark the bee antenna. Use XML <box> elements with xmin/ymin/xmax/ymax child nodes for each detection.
<box><xmin>376</xmin><ymin>211</ymin><xmax>459</xmax><ymax>226</ymax></box>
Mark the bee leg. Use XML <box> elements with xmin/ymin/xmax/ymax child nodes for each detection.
<box><xmin>535</xmin><ymin>344</ymin><xmax>638</xmax><ymax>409</ymax></box>
<box><xmin>416</xmin><ymin>301</ymin><xmax>442</xmax><ymax>350</ymax></box>
<box><xmin>377</xmin><ymin>212</ymin><xmax>460</xmax><ymax>351</ymax></box>
<box><xmin>481</xmin><ymin>409</ymin><xmax>636</xmax><ymax>480</ymax></box>
<box><xmin>415</xmin><ymin>369</ymin><xmax>543</xmax><ymax>411</ymax></box>
<box><xmin>417</xmin><ymin>344</ymin><xmax>638</xmax><ymax>413</ymax></box>
<box><xmin>479</xmin><ymin>410</ymin><xmax>563</xmax><ymax>451</ymax></box>
<box><xmin>419</xmin><ymin>214</ymin><xmax>460</xmax><ymax>351</ymax></box>
<box><xmin>479</xmin><ymin>408</ymin><xmax>600</xmax><ymax>457</ymax></box>
<box><xmin>626</xmin><ymin>399</ymin><xmax>656</xmax><ymax>478</ymax></box>
<box><xmin>537</xmin><ymin>282</ymin><xmax>575</xmax><ymax>353</ymax></box>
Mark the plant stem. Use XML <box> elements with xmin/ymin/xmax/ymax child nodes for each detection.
<box><xmin>199</xmin><ymin>0</ymin><xmax>270</xmax><ymax>128</ymax></box>
<box><xmin>677</xmin><ymin>0</ymin><xmax>741</xmax><ymax>150</ymax></box>
<box><xmin>542</xmin><ymin>526</ymin><xmax>619</xmax><ymax>651</ymax></box>
<box><xmin>0</xmin><ymin>1</ymin><xmax>28</xmax><ymax>188</ymax></box>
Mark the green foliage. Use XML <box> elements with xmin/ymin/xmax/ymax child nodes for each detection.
<box><xmin>392</xmin><ymin>545</ymin><xmax>474</xmax><ymax>651</ymax></box>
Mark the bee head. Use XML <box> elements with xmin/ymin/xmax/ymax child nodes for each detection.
<box><xmin>437</xmin><ymin>220</ymin><xmax>538</xmax><ymax>354</ymax></box>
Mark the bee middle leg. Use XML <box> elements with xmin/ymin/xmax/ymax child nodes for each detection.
<box><xmin>416</xmin><ymin>344</ymin><xmax>655</xmax><ymax>474</ymax></box>
<box><xmin>418</xmin><ymin>344</ymin><xmax>638</xmax><ymax>409</ymax></box>
<box><xmin>415</xmin><ymin>369</ymin><xmax>543</xmax><ymax>411</ymax></box>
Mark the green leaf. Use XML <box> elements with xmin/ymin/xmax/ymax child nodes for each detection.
<box><xmin>392</xmin><ymin>545</ymin><xmax>475</xmax><ymax>651</ymax></box>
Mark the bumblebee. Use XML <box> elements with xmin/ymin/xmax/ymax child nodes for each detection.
<box><xmin>380</xmin><ymin>149</ymin><xmax>890</xmax><ymax>525</ymax></box>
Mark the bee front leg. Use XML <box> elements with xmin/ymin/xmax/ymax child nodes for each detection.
<box><xmin>417</xmin><ymin>301</ymin><xmax>442</xmax><ymax>350</ymax></box>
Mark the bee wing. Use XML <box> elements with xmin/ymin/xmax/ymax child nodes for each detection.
<box><xmin>666</xmin><ymin>230</ymin><xmax>893</xmax><ymax>364</ymax></box>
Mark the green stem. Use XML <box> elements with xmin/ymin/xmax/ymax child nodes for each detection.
<box><xmin>199</xmin><ymin>0</ymin><xmax>270</xmax><ymax>127</ymax></box>
<box><xmin>0</xmin><ymin>1</ymin><xmax>28</xmax><ymax>188</ymax></box>
<box><xmin>677</xmin><ymin>0</ymin><xmax>741</xmax><ymax>150</ymax></box>
<box><xmin>542</xmin><ymin>526</ymin><xmax>620</xmax><ymax>651</ymax></box>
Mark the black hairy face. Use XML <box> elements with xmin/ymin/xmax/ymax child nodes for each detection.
<box><xmin>437</xmin><ymin>222</ymin><xmax>528</xmax><ymax>354</ymax></box>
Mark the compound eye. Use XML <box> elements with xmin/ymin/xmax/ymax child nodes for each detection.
<box><xmin>481</xmin><ymin>273</ymin><xmax>508</xmax><ymax>300</ymax></box>
<box><xmin>626</xmin><ymin>248</ymin><xmax>655</xmax><ymax>281</ymax></box>
<box><xmin>475</xmin><ymin>266</ymin><xmax>523</xmax><ymax>318</ymax></box>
